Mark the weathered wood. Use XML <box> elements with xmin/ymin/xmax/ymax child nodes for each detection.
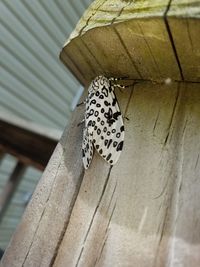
<box><xmin>0</xmin><ymin>162</ymin><xmax>26</xmax><ymax>221</ymax></box>
<box><xmin>60</xmin><ymin>0</ymin><xmax>199</xmax><ymax>85</ymax></box>
<box><xmin>52</xmin><ymin>81</ymin><xmax>200</xmax><ymax>267</ymax></box>
<box><xmin>0</xmin><ymin>96</ymin><xmax>86</xmax><ymax>267</ymax></box>
<box><xmin>0</xmin><ymin>113</ymin><xmax>60</xmax><ymax>170</ymax></box>
<box><xmin>167</xmin><ymin>0</ymin><xmax>200</xmax><ymax>81</ymax></box>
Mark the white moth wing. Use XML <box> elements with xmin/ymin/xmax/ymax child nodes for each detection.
<box><xmin>87</xmin><ymin>79</ymin><xmax>124</xmax><ymax>166</ymax></box>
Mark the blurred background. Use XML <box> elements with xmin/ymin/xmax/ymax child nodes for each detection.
<box><xmin>0</xmin><ymin>0</ymin><xmax>93</xmax><ymax>253</ymax></box>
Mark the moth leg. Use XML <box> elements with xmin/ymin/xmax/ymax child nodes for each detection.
<box><xmin>123</xmin><ymin>116</ymin><xmax>129</xmax><ymax>121</ymax></box>
<box><xmin>77</xmin><ymin>119</ymin><xmax>85</xmax><ymax>127</ymax></box>
<box><xmin>113</xmin><ymin>83</ymin><xmax>137</xmax><ymax>91</ymax></box>
<box><xmin>108</xmin><ymin>76</ymin><xmax>129</xmax><ymax>81</ymax></box>
<box><xmin>77</xmin><ymin>100</ymin><xmax>86</xmax><ymax>107</ymax></box>
<box><xmin>113</xmin><ymin>84</ymin><xmax>126</xmax><ymax>90</ymax></box>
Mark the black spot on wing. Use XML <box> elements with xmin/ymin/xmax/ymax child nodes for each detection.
<box><xmin>113</xmin><ymin>111</ymin><xmax>121</xmax><ymax>120</ymax></box>
<box><xmin>90</xmin><ymin>99</ymin><xmax>96</xmax><ymax>105</ymax></box>
<box><xmin>116</xmin><ymin>132</ymin><xmax>121</xmax><ymax>138</ymax></box>
<box><xmin>106</xmin><ymin>153</ymin><xmax>112</xmax><ymax>161</ymax></box>
<box><xmin>102</xmin><ymin>86</ymin><xmax>108</xmax><ymax>97</ymax></box>
<box><xmin>116</xmin><ymin>141</ymin><xmax>123</xmax><ymax>151</ymax></box>
<box><xmin>99</xmin><ymin>94</ymin><xmax>104</xmax><ymax>99</ymax></box>
<box><xmin>107</xmin><ymin>139</ymin><xmax>112</xmax><ymax>148</ymax></box>
<box><xmin>113</xmin><ymin>141</ymin><xmax>117</xmax><ymax>147</ymax></box>
<box><xmin>104</xmin><ymin>100</ymin><xmax>110</xmax><ymax>107</ymax></box>
<box><xmin>97</xmin><ymin>129</ymin><xmax>101</xmax><ymax>135</ymax></box>
<box><xmin>112</xmin><ymin>97</ymin><xmax>117</xmax><ymax>106</ymax></box>
<box><xmin>94</xmin><ymin>111</ymin><xmax>99</xmax><ymax>117</ymax></box>
<box><xmin>89</xmin><ymin>109</ymin><xmax>94</xmax><ymax>116</ymax></box>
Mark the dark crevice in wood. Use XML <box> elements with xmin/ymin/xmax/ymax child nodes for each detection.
<box><xmin>111</xmin><ymin>1</ymin><xmax>132</xmax><ymax>25</ymax></box>
<box><xmin>158</xmin><ymin>206</ymin><xmax>169</xmax><ymax>247</ymax></box>
<box><xmin>79</xmin><ymin>38</ymin><xmax>104</xmax><ymax>76</ymax></box>
<box><xmin>84</xmin><ymin>167</ymin><xmax>112</xmax><ymax>242</ymax></box>
<box><xmin>124</xmin><ymin>85</ymin><xmax>135</xmax><ymax>117</ymax></box>
<box><xmin>21</xmin><ymin>155</ymin><xmax>64</xmax><ymax>267</ymax></box>
<box><xmin>164</xmin><ymin>0</ymin><xmax>184</xmax><ymax>81</ymax></box>
<box><xmin>185</xmin><ymin>19</ymin><xmax>194</xmax><ymax>52</ymax></box>
<box><xmin>79</xmin><ymin>0</ymin><xmax>107</xmax><ymax>36</ymax></box>
<box><xmin>94</xmin><ymin>234</ymin><xmax>109</xmax><ymax>267</ymax></box>
<box><xmin>137</xmin><ymin>21</ymin><xmax>162</xmax><ymax>78</ymax></box>
<box><xmin>153</xmin><ymin>177</ymin><xmax>170</xmax><ymax>200</ymax></box>
<box><xmin>94</xmin><ymin>201</ymin><xmax>117</xmax><ymax>266</ymax></box>
<box><xmin>114</xmin><ymin>27</ymin><xmax>143</xmax><ymax>79</ymax></box>
<box><xmin>164</xmin><ymin>83</ymin><xmax>180</xmax><ymax>145</ymax></box>
<box><xmin>50</xmin><ymin>167</ymin><xmax>85</xmax><ymax>267</ymax></box>
<box><xmin>195</xmin><ymin>154</ymin><xmax>199</xmax><ymax>170</ymax></box>
<box><xmin>75</xmin><ymin>166</ymin><xmax>112</xmax><ymax>267</ymax></box>
<box><xmin>153</xmin><ymin>108</ymin><xmax>161</xmax><ymax>134</ymax></box>
<box><xmin>73</xmin><ymin>42</ymin><xmax>97</xmax><ymax>77</ymax></box>
<box><xmin>106</xmin><ymin>181</ymin><xmax>117</xmax><ymax>214</ymax></box>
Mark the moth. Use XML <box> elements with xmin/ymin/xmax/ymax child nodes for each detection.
<box><xmin>80</xmin><ymin>75</ymin><xmax>125</xmax><ymax>169</ymax></box>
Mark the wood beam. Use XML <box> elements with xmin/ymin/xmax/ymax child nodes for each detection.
<box><xmin>0</xmin><ymin>114</ymin><xmax>60</xmax><ymax>170</ymax></box>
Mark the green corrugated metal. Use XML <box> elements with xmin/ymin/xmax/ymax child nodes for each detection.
<box><xmin>0</xmin><ymin>0</ymin><xmax>93</xmax><ymax>251</ymax></box>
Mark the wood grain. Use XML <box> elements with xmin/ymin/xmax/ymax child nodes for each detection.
<box><xmin>60</xmin><ymin>0</ymin><xmax>199</xmax><ymax>84</ymax></box>
<box><xmin>52</xmin><ymin>82</ymin><xmax>200</xmax><ymax>267</ymax></box>
<box><xmin>1</xmin><ymin>93</ymin><xmax>86</xmax><ymax>267</ymax></box>
<box><xmin>168</xmin><ymin>0</ymin><xmax>200</xmax><ymax>81</ymax></box>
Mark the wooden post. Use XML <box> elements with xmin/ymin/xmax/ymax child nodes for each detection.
<box><xmin>1</xmin><ymin>1</ymin><xmax>200</xmax><ymax>266</ymax></box>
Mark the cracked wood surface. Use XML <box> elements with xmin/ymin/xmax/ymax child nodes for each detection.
<box><xmin>1</xmin><ymin>82</ymin><xmax>200</xmax><ymax>267</ymax></box>
<box><xmin>0</xmin><ymin>93</ymin><xmax>86</xmax><ymax>267</ymax></box>
<box><xmin>51</xmin><ymin>81</ymin><xmax>200</xmax><ymax>267</ymax></box>
<box><xmin>60</xmin><ymin>0</ymin><xmax>200</xmax><ymax>85</ymax></box>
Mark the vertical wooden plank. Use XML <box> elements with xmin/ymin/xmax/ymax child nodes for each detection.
<box><xmin>52</xmin><ymin>82</ymin><xmax>174</xmax><ymax>266</ymax></box>
<box><xmin>52</xmin><ymin>85</ymin><xmax>133</xmax><ymax>267</ymax></box>
<box><xmin>52</xmin><ymin>82</ymin><xmax>200</xmax><ymax>267</ymax></box>
<box><xmin>1</xmin><ymin>93</ymin><xmax>86</xmax><ymax>267</ymax></box>
<box><xmin>161</xmin><ymin>83</ymin><xmax>200</xmax><ymax>266</ymax></box>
